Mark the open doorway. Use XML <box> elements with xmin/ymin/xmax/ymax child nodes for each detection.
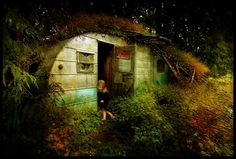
<box><xmin>98</xmin><ymin>41</ymin><xmax>114</xmax><ymax>95</ymax></box>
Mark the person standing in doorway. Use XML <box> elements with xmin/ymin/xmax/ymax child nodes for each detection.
<box><xmin>97</xmin><ymin>80</ymin><xmax>115</xmax><ymax>121</ymax></box>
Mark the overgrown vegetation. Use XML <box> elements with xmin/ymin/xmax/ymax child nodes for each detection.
<box><xmin>2</xmin><ymin>62</ymin><xmax>65</xmax><ymax>156</ymax></box>
<box><xmin>37</xmin><ymin>75</ymin><xmax>233</xmax><ymax>157</ymax></box>
<box><xmin>64</xmin><ymin>13</ymin><xmax>147</xmax><ymax>35</ymax></box>
<box><xmin>196</xmin><ymin>35</ymin><xmax>233</xmax><ymax>77</ymax></box>
<box><xmin>2</xmin><ymin>2</ymin><xmax>233</xmax><ymax>157</ymax></box>
<box><xmin>109</xmin><ymin>75</ymin><xmax>233</xmax><ymax>156</ymax></box>
<box><xmin>46</xmin><ymin>104</ymin><xmax>101</xmax><ymax>156</ymax></box>
<box><xmin>3</xmin><ymin>16</ymin><xmax>65</xmax><ymax>155</ymax></box>
<box><xmin>158</xmin><ymin>46</ymin><xmax>210</xmax><ymax>85</ymax></box>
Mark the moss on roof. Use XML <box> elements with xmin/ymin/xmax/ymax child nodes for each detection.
<box><xmin>4</xmin><ymin>11</ymin><xmax>209</xmax><ymax>85</ymax></box>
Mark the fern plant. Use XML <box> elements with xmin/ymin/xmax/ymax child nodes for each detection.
<box><xmin>3</xmin><ymin>60</ymin><xmax>38</xmax><ymax>131</ymax></box>
<box><xmin>3</xmin><ymin>60</ymin><xmax>38</xmax><ymax>103</ymax></box>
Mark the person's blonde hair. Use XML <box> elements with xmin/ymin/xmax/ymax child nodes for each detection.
<box><xmin>97</xmin><ymin>80</ymin><xmax>108</xmax><ymax>93</ymax></box>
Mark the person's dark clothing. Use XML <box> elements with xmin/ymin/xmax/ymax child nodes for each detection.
<box><xmin>97</xmin><ymin>91</ymin><xmax>109</xmax><ymax>110</ymax></box>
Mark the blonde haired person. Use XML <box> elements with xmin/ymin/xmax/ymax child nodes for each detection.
<box><xmin>97</xmin><ymin>80</ymin><xmax>115</xmax><ymax>121</ymax></box>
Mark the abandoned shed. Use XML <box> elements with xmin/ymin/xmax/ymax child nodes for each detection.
<box><xmin>45</xmin><ymin>32</ymin><xmax>170</xmax><ymax>107</ymax></box>
<box><xmin>42</xmin><ymin>13</ymin><xmax>209</xmax><ymax>108</ymax></box>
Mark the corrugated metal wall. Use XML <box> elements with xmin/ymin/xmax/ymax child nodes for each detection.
<box><xmin>47</xmin><ymin>33</ymin><xmax>169</xmax><ymax>108</ymax></box>
<box><xmin>49</xmin><ymin>35</ymin><xmax>98</xmax><ymax>108</ymax></box>
<box><xmin>134</xmin><ymin>44</ymin><xmax>154</xmax><ymax>87</ymax></box>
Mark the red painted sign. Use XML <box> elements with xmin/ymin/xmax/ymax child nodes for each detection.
<box><xmin>116</xmin><ymin>50</ymin><xmax>131</xmax><ymax>59</ymax></box>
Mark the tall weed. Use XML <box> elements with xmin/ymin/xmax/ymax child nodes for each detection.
<box><xmin>110</xmin><ymin>77</ymin><xmax>233</xmax><ymax>156</ymax></box>
<box><xmin>154</xmin><ymin>77</ymin><xmax>233</xmax><ymax>156</ymax></box>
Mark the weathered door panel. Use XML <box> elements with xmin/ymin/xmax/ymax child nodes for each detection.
<box><xmin>112</xmin><ymin>46</ymin><xmax>135</xmax><ymax>97</ymax></box>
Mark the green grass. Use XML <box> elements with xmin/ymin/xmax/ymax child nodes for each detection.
<box><xmin>3</xmin><ymin>75</ymin><xmax>233</xmax><ymax>157</ymax></box>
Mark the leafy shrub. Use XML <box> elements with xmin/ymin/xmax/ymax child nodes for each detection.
<box><xmin>109</xmin><ymin>85</ymin><xmax>175</xmax><ymax>155</ymax></box>
<box><xmin>110</xmin><ymin>76</ymin><xmax>233</xmax><ymax>157</ymax></box>
<box><xmin>2</xmin><ymin>60</ymin><xmax>38</xmax><ymax>134</ymax></box>
<box><xmin>46</xmin><ymin>103</ymin><xmax>102</xmax><ymax>156</ymax></box>
<box><xmin>2</xmin><ymin>58</ymin><xmax>64</xmax><ymax>156</ymax></box>
<box><xmin>198</xmin><ymin>36</ymin><xmax>233</xmax><ymax>77</ymax></box>
<box><xmin>97</xmin><ymin>145</ymin><xmax>126</xmax><ymax>157</ymax></box>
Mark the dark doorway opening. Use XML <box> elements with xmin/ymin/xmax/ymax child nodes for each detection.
<box><xmin>98</xmin><ymin>41</ymin><xmax>114</xmax><ymax>93</ymax></box>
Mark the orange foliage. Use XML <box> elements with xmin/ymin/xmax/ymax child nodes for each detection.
<box><xmin>46</xmin><ymin>119</ymin><xmax>74</xmax><ymax>155</ymax></box>
<box><xmin>189</xmin><ymin>107</ymin><xmax>220</xmax><ymax>140</ymax></box>
<box><xmin>182</xmin><ymin>53</ymin><xmax>209</xmax><ymax>74</ymax></box>
<box><xmin>187</xmin><ymin>105</ymin><xmax>233</xmax><ymax>153</ymax></box>
<box><xmin>181</xmin><ymin>52</ymin><xmax>210</xmax><ymax>81</ymax></box>
<box><xmin>64</xmin><ymin>13</ymin><xmax>146</xmax><ymax>33</ymax></box>
<box><xmin>162</xmin><ymin>47</ymin><xmax>210</xmax><ymax>83</ymax></box>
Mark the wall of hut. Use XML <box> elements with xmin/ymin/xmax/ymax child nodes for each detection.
<box><xmin>45</xmin><ymin>33</ymin><xmax>168</xmax><ymax>108</ymax></box>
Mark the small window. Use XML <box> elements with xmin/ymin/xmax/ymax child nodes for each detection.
<box><xmin>79</xmin><ymin>52</ymin><xmax>94</xmax><ymax>62</ymax></box>
<box><xmin>78</xmin><ymin>63</ymin><xmax>94</xmax><ymax>72</ymax></box>
<box><xmin>77</xmin><ymin>51</ymin><xmax>95</xmax><ymax>73</ymax></box>
<box><xmin>157</xmin><ymin>59</ymin><xmax>165</xmax><ymax>72</ymax></box>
